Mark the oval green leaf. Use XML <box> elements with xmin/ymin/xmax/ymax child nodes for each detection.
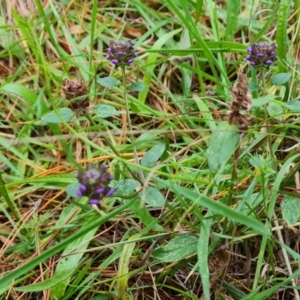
<box><xmin>141</xmin><ymin>187</ymin><xmax>165</xmax><ymax>207</ymax></box>
<box><xmin>128</xmin><ymin>81</ymin><xmax>146</xmax><ymax>92</ymax></box>
<box><xmin>95</xmin><ymin>104</ymin><xmax>119</xmax><ymax>118</ymax></box>
<box><xmin>114</xmin><ymin>179</ymin><xmax>140</xmax><ymax>195</ymax></box>
<box><xmin>207</xmin><ymin>122</ymin><xmax>239</xmax><ymax>174</ymax></box>
<box><xmin>282</xmin><ymin>196</ymin><xmax>300</xmax><ymax>225</ymax></box>
<box><xmin>285</xmin><ymin>100</ymin><xmax>300</xmax><ymax>112</ymax></box>
<box><xmin>41</xmin><ymin>108</ymin><xmax>74</xmax><ymax>123</ymax></box>
<box><xmin>65</xmin><ymin>183</ymin><xmax>80</xmax><ymax>198</ymax></box>
<box><xmin>271</xmin><ymin>73</ymin><xmax>292</xmax><ymax>85</ymax></box>
<box><xmin>252</xmin><ymin>95</ymin><xmax>275</xmax><ymax>107</ymax></box>
<box><xmin>152</xmin><ymin>233</ymin><xmax>198</xmax><ymax>262</ymax></box>
<box><xmin>141</xmin><ymin>144</ymin><xmax>165</xmax><ymax>167</ymax></box>
<box><xmin>97</xmin><ymin>76</ymin><xmax>118</xmax><ymax>88</ymax></box>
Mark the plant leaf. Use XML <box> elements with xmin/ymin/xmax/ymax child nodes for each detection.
<box><xmin>281</xmin><ymin>196</ymin><xmax>300</xmax><ymax>225</ymax></box>
<box><xmin>141</xmin><ymin>144</ymin><xmax>165</xmax><ymax>167</ymax></box>
<box><xmin>207</xmin><ymin>121</ymin><xmax>239</xmax><ymax>174</ymax></box>
<box><xmin>114</xmin><ymin>179</ymin><xmax>140</xmax><ymax>195</ymax></box>
<box><xmin>128</xmin><ymin>82</ymin><xmax>146</xmax><ymax>92</ymax></box>
<box><xmin>285</xmin><ymin>100</ymin><xmax>300</xmax><ymax>112</ymax></box>
<box><xmin>152</xmin><ymin>233</ymin><xmax>198</xmax><ymax>262</ymax></box>
<box><xmin>271</xmin><ymin>72</ymin><xmax>292</xmax><ymax>85</ymax></box>
<box><xmin>41</xmin><ymin>108</ymin><xmax>74</xmax><ymax>123</ymax></box>
<box><xmin>15</xmin><ymin>269</ymin><xmax>75</xmax><ymax>292</ymax></box>
<box><xmin>97</xmin><ymin>76</ymin><xmax>118</xmax><ymax>88</ymax></box>
<box><xmin>252</xmin><ymin>95</ymin><xmax>275</xmax><ymax>107</ymax></box>
<box><xmin>141</xmin><ymin>187</ymin><xmax>165</xmax><ymax>207</ymax></box>
<box><xmin>95</xmin><ymin>104</ymin><xmax>119</xmax><ymax>118</ymax></box>
<box><xmin>0</xmin><ymin>83</ymin><xmax>37</xmax><ymax>106</ymax></box>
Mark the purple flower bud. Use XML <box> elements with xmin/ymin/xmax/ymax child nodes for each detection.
<box><xmin>76</xmin><ymin>189</ymin><xmax>83</xmax><ymax>197</ymax></box>
<box><xmin>107</xmin><ymin>188</ymin><xmax>115</xmax><ymax>197</ymax></box>
<box><xmin>257</xmin><ymin>53</ymin><xmax>265</xmax><ymax>57</ymax></box>
<box><xmin>95</xmin><ymin>187</ymin><xmax>105</xmax><ymax>195</ymax></box>
<box><xmin>133</xmin><ymin>53</ymin><xmax>138</xmax><ymax>57</ymax></box>
<box><xmin>265</xmin><ymin>60</ymin><xmax>272</xmax><ymax>65</ymax></box>
<box><xmin>270</xmin><ymin>51</ymin><xmax>275</xmax><ymax>55</ymax></box>
<box><xmin>112</xmin><ymin>59</ymin><xmax>119</xmax><ymax>65</ymax></box>
<box><xmin>245</xmin><ymin>55</ymin><xmax>251</xmax><ymax>60</ymax></box>
<box><xmin>247</xmin><ymin>47</ymin><xmax>252</xmax><ymax>53</ymax></box>
<box><xmin>89</xmin><ymin>199</ymin><xmax>100</xmax><ymax>205</ymax></box>
<box><xmin>117</xmin><ymin>51</ymin><xmax>124</xmax><ymax>56</ymax></box>
<box><xmin>107</xmin><ymin>48</ymin><xmax>112</xmax><ymax>53</ymax></box>
<box><xmin>128</xmin><ymin>59</ymin><xmax>134</xmax><ymax>64</ymax></box>
<box><xmin>79</xmin><ymin>184</ymin><xmax>87</xmax><ymax>192</ymax></box>
<box><xmin>106</xmin><ymin>55</ymin><xmax>110</xmax><ymax>59</ymax></box>
<box><xmin>250</xmin><ymin>61</ymin><xmax>256</xmax><ymax>66</ymax></box>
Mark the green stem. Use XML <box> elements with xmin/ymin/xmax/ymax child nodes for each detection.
<box><xmin>85</xmin><ymin>114</ymin><xmax>141</xmax><ymax>182</ymax></box>
<box><xmin>261</xmin><ymin>68</ymin><xmax>273</xmax><ymax>159</ymax></box>
<box><xmin>121</xmin><ymin>66</ymin><xmax>145</xmax><ymax>181</ymax></box>
<box><xmin>0</xmin><ymin>171</ymin><xmax>20</xmax><ymax>221</ymax></box>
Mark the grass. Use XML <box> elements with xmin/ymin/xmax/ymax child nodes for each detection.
<box><xmin>0</xmin><ymin>0</ymin><xmax>300</xmax><ymax>299</ymax></box>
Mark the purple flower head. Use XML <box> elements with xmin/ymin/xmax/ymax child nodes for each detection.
<box><xmin>106</xmin><ymin>40</ymin><xmax>137</xmax><ymax>68</ymax></box>
<box><xmin>75</xmin><ymin>164</ymin><xmax>115</xmax><ymax>206</ymax></box>
<box><xmin>245</xmin><ymin>41</ymin><xmax>278</xmax><ymax>68</ymax></box>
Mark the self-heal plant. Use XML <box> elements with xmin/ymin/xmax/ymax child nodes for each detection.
<box><xmin>246</xmin><ymin>41</ymin><xmax>278</xmax><ymax>67</ymax></box>
<box><xmin>76</xmin><ymin>164</ymin><xmax>115</xmax><ymax>205</ymax></box>
<box><xmin>106</xmin><ymin>40</ymin><xmax>145</xmax><ymax>181</ymax></box>
<box><xmin>245</xmin><ymin>40</ymin><xmax>278</xmax><ymax>160</ymax></box>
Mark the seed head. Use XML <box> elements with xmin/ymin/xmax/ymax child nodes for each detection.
<box><xmin>76</xmin><ymin>164</ymin><xmax>115</xmax><ymax>205</ymax></box>
<box><xmin>245</xmin><ymin>41</ymin><xmax>278</xmax><ymax>67</ymax></box>
<box><xmin>62</xmin><ymin>78</ymin><xmax>89</xmax><ymax>110</ymax></box>
<box><xmin>106</xmin><ymin>40</ymin><xmax>137</xmax><ymax>68</ymax></box>
<box><xmin>228</xmin><ymin>73</ymin><xmax>253</xmax><ymax>133</ymax></box>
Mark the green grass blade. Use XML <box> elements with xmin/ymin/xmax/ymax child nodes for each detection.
<box><xmin>0</xmin><ymin>171</ymin><xmax>20</xmax><ymax>220</ymax></box>
<box><xmin>276</xmin><ymin>0</ymin><xmax>292</xmax><ymax>72</ymax></box>
<box><xmin>0</xmin><ymin>200</ymin><xmax>135</xmax><ymax>292</ymax></box>
<box><xmin>198</xmin><ymin>217</ymin><xmax>212</xmax><ymax>300</ymax></box>
<box><xmin>225</xmin><ymin>0</ymin><xmax>240</xmax><ymax>41</ymax></box>
<box><xmin>138</xmin><ymin>28</ymin><xmax>182</xmax><ymax>105</ymax></box>
<box><xmin>252</xmin><ymin>153</ymin><xmax>300</xmax><ymax>290</ymax></box>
